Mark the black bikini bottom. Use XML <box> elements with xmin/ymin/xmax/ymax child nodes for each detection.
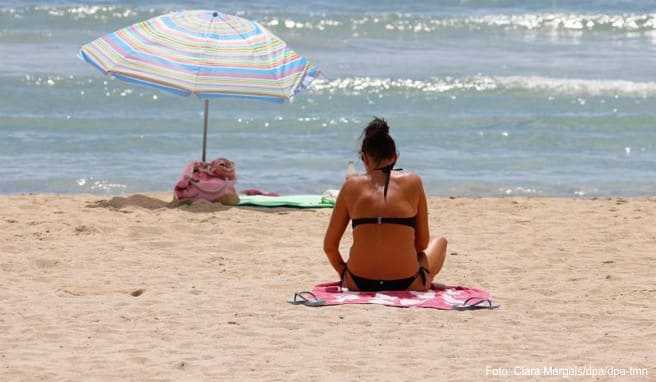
<box><xmin>343</xmin><ymin>266</ymin><xmax>429</xmax><ymax>292</ymax></box>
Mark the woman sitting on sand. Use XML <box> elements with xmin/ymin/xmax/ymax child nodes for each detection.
<box><xmin>323</xmin><ymin>118</ymin><xmax>448</xmax><ymax>291</ymax></box>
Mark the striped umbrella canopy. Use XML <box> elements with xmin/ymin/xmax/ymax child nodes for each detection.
<box><xmin>79</xmin><ymin>10</ymin><xmax>318</xmax><ymax>161</ymax></box>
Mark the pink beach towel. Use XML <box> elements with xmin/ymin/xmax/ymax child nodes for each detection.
<box><xmin>241</xmin><ymin>188</ymin><xmax>280</xmax><ymax>196</ymax></box>
<box><xmin>290</xmin><ymin>282</ymin><xmax>498</xmax><ymax>310</ymax></box>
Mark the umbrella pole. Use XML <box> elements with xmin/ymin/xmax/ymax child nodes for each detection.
<box><xmin>202</xmin><ymin>100</ymin><xmax>209</xmax><ymax>162</ymax></box>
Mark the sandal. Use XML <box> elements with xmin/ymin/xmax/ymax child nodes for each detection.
<box><xmin>453</xmin><ymin>297</ymin><xmax>499</xmax><ymax>311</ymax></box>
<box><xmin>288</xmin><ymin>291</ymin><xmax>325</xmax><ymax>307</ymax></box>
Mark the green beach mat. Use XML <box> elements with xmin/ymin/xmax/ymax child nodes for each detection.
<box><xmin>237</xmin><ymin>194</ymin><xmax>335</xmax><ymax>208</ymax></box>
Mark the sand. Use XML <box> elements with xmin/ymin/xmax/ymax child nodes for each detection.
<box><xmin>0</xmin><ymin>194</ymin><xmax>654</xmax><ymax>381</ymax></box>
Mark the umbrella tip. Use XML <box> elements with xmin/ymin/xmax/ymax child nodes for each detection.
<box><xmin>212</xmin><ymin>11</ymin><xmax>218</xmax><ymax>17</ymax></box>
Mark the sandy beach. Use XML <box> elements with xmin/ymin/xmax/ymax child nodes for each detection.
<box><xmin>0</xmin><ymin>194</ymin><xmax>653</xmax><ymax>381</ymax></box>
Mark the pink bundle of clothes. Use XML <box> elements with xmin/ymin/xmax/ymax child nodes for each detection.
<box><xmin>174</xmin><ymin>158</ymin><xmax>238</xmax><ymax>203</ymax></box>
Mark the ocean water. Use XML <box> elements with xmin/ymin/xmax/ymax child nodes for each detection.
<box><xmin>2</xmin><ymin>0</ymin><xmax>656</xmax><ymax>196</ymax></box>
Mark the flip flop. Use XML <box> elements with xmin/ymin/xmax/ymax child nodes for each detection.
<box><xmin>453</xmin><ymin>297</ymin><xmax>499</xmax><ymax>311</ymax></box>
<box><xmin>288</xmin><ymin>291</ymin><xmax>325</xmax><ymax>307</ymax></box>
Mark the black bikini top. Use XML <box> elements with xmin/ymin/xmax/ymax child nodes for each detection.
<box><xmin>351</xmin><ymin>216</ymin><xmax>416</xmax><ymax>230</ymax></box>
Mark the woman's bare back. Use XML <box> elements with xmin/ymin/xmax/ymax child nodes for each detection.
<box><xmin>344</xmin><ymin>171</ymin><xmax>424</xmax><ymax>280</ymax></box>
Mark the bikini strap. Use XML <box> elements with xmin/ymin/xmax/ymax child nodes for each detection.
<box><xmin>374</xmin><ymin>162</ymin><xmax>403</xmax><ymax>199</ymax></box>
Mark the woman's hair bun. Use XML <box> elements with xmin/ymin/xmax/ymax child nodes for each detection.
<box><xmin>364</xmin><ymin>117</ymin><xmax>389</xmax><ymax>138</ymax></box>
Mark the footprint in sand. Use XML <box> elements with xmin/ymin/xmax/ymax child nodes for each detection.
<box><xmin>1</xmin><ymin>245</ymin><xmax>20</xmax><ymax>255</ymax></box>
<box><xmin>74</xmin><ymin>225</ymin><xmax>99</xmax><ymax>235</ymax></box>
<box><xmin>55</xmin><ymin>288</ymin><xmax>146</xmax><ymax>297</ymax></box>
<box><xmin>128</xmin><ymin>225</ymin><xmax>164</xmax><ymax>239</ymax></box>
<box><xmin>147</xmin><ymin>241</ymin><xmax>176</xmax><ymax>249</ymax></box>
<box><xmin>32</xmin><ymin>258</ymin><xmax>60</xmax><ymax>269</ymax></box>
<box><xmin>129</xmin><ymin>357</ymin><xmax>149</xmax><ymax>365</ymax></box>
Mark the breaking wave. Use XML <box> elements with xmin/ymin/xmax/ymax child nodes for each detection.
<box><xmin>3</xmin><ymin>5</ymin><xmax>656</xmax><ymax>34</ymax></box>
<box><xmin>16</xmin><ymin>73</ymin><xmax>656</xmax><ymax>98</ymax></box>
<box><xmin>310</xmin><ymin>76</ymin><xmax>656</xmax><ymax>97</ymax></box>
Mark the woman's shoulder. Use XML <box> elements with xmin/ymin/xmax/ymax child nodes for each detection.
<box><xmin>395</xmin><ymin>170</ymin><xmax>422</xmax><ymax>185</ymax></box>
<box><xmin>342</xmin><ymin>171</ymin><xmax>423</xmax><ymax>192</ymax></box>
<box><xmin>342</xmin><ymin>174</ymin><xmax>368</xmax><ymax>190</ymax></box>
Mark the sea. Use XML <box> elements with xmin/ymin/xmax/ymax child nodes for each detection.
<box><xmin>2</xmin><ymin>0</ymin><xmax>656</xmax><ymax>196</ymax></box>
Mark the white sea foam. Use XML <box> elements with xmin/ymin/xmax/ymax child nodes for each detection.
<box><xmin>500</xmin><ymin>186</ymin><xmax>541</xmax><ymax>195</ymax></box>
<box><xmin>495</xmin><ymin>76</ymin><xmax>656</xmax><ymax>96</ymax></box>
<box><xmin>260</xmin><ymin>13</ymin><xmax>656</xmax><ymax>33</ymax></box>
<box><xmin>0</xmin><ymin>5</ymin><xmax>155</xmax><ymax>20</ymax></box>
<box><xmin>391</xmin><ymin>13</ymin><xmax>656</xmax><ymax>32</ymax></box>
<box><xmin>310</xmin><ymin>76</ymin><xmax>498</xmax><ymax>93</ymax></box>
<box><xmin>18</xmin><ymin>72</ymin><xmax>656</xmax><ymax>98</ymax></box>
<box><xmin>263</xmin><ymin>17</ymin><xmax>343</xmax><ymax>31</ymax></box>
<box><xmin>75</xmin><ymin>177</ymin><xmax>127</xmax><ymax>192</ymax></box>
<box><xmin>89</xmin><ymin>180</ymin><xmax>127</xmax><ymax>192</ymax></box>
<box><xmin>310</xmin><ymin>76</ymin><xmax>656</xmax><ymax>97</ymax></box>
<box><xmin>3</xmin><ymin>6</ymin><xmax>656</xmax><ymax>33</ymax></box>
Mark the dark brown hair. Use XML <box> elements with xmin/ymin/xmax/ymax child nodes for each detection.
<box><xmin>360</xmin><ymin>117</ymin><xmax>396</xmax><ymax>165</ymax></box>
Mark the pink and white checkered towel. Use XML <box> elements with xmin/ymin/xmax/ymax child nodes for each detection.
<box><xmin>291</xmin><ymin>282</ymin><xmax>498</xmax><ymax>310</ymax></box>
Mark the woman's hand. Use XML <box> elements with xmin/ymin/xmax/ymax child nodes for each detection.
<box><xmin>335</xmin><ymin>261</ymin><xmax>347</xmax><ymax>278</ymax></box>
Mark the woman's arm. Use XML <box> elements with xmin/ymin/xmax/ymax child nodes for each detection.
<box><xmin>414</xmin><ymin>176</ymin><xmax>430</xmax><ymax>252</ymax></box>
<box><xmin>323</xmin><ymin>181</ymin><xmax>351</xmax><ymax>276</ymax></box>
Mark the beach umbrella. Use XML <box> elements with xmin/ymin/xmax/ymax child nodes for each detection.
<box><xmin>79</xmin><ymin>10</ymin><xmax>318</xmax><ymax>161</ymax></box>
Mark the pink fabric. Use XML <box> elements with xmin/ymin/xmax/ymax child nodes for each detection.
<box><xmin>174</xmin><ymin>159</ymin><xmax>237</xmax><ymax>202</ymax></box>
<box><xmin>309</xmin><ymin>282</ymin><xmax>495</xmax><ymax>310</ymax></box>
<box><xmin>241</xmin><ymin>188</ymin><xmax>279</xmax><ymax>196</ymax></box>
<box><xmin>207</xmin><ymin>158</ymin><xmax>236</xmax><ymax>180</ymax></box>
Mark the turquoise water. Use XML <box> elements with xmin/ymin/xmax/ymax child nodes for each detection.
<box><xmin>2</xmin><ymin>1</ymin><xmax>656</xmax><ymax>196</ymax></box>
